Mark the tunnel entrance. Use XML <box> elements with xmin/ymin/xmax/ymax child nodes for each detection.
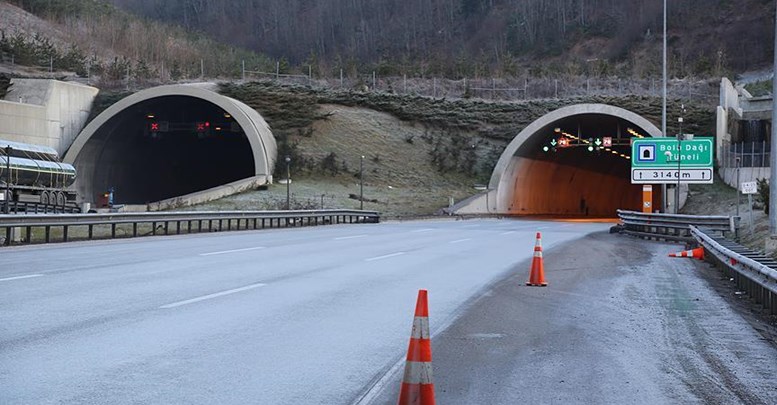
<box><xmin>64</xmin><ymin>84</ymin><xmax>277</xmax><ymax>207</ymax></box>
<box><xmin>487</xmin><ymin>104</ymin><xmax>663</xmax><ymax>217</ymax></box>
<box><xmin>89</xmin><ymin>96</ymin><xmax>253</xmax><ymax>204</ymax></box>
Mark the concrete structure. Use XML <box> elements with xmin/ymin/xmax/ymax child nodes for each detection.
<box><xmin>64</xmin><ymin>83</ymin><xmax>277</xmax><ymax>207</ymax></box>
<box><xmin>454</xmin><ymin>104</ymin><xmax>670</xmax><ymax>216</ymax></box>
<box><xmin>0</xmin><ymin>79</ymin><xmax>98</xmax><ymax>156</ymax></box>
<box><xmin>717</xmin><ymin>77</ymin><xmax>772</xmax><ymax>188</ymax></box>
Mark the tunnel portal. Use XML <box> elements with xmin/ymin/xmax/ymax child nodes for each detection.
<box><xmin>488</xmin><ymin>104</ymin><xmax>663</xmax><ymax>217</ymax></box>
<box><xmin>64</xmin><ymin>85</ymin><xmax>276</xmax><ymax>206</ymax></box>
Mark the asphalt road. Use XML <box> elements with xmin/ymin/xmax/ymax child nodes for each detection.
<box><xmin>365</xmin><ymin>231</ymin><xmax>777</xmax><ymax>404</ymax></box>
<box><xmin>0</xmin><ymin>218</ymin><xmax>608</xmax><ymax>404</ymax></box>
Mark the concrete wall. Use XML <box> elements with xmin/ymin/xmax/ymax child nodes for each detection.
<box><xmin>719</xmin><ymin>167</ymin><xmax>770</xmax><ymax>189</ymax></box>
<box><xmin>0</xmin><ymin>79</ymin><xmax>98</xmax><ymax>155</ymax></box>
<box><xmin>147</xmin><ymin>175</ymin><xmax>270</xmax><ymax>211</ymax></box>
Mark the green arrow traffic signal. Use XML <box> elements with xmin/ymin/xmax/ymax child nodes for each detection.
<box><xmin>594</xmin><ymin>138</ymin><xmax>602</xmax><ymax>146</ymax></box>
<box><xmin>550</xmin><ymin>139</ymin><xmax>557</xmax><ymax>147</ymax></box>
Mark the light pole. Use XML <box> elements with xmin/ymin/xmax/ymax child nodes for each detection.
<box><xmin>771</xmin><ymin>0</ymin><xmax>777</xmax><ymax>234</ymax></box>
<box><xmin>359</xmin><ymin>155</ymin><xmax>364</xmax><ymax>210</ymax></box>
<box><xmin>285</xmin><ymin>155</ymin><xmax>291</xmax><ymax>210</ymax></box>
<box><xmin>3</xmin><ymin>146</ymin><xmax>11</xmax><ymax>214</ymax></box>
<box><xmin>676</xmin><ymin>105</ymin><xmax>685</xmax><ymax>214</ymax></box>
<box><xmin>661</xmin><ymin>0</ymin><xmax>668</xmax><ymax>213</ymax></box>
<box><xmin>736</xmin><ymin>156</ymin><xmax>741</xmax><ymax>218</ymax></box>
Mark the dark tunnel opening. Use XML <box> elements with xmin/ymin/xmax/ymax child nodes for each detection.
<box><xmin>87</xmin><ymin>95</ymin><xmax>254</xmax><ymax>204</ymax></box>
<box><xmin>507</xmin><ymin>113</ymin><xmax>661</xmax><ymax>216</ymax></box>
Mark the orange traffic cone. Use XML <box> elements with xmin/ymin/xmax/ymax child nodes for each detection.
<box><xmin>526</xmin><ymin>232</ymin><xmax>547</xmax><ymax>286</ymax></box>
<box><xmin>397</xmin><ymin>290</ymin><xmax>435</xmax><ymax>405</ymax></box>
<box><xmin>668</xmin><ymin>247</ymin><xmax>705</xmax><ymax>260</ymax></box>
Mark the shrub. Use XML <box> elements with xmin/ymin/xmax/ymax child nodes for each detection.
<box><xmin>757</xmin><ymin>178</ymin><xmax>769</xmax><ymax>214</ymax></box>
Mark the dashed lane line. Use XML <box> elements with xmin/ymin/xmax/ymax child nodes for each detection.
<box><xmin>365</xmin><ymin>252</ymin><xmax>406</xmax><ymax>262</ymax></box>
<box><xmin>0</xmin><ymin>274</ymin><xmax>44</xmax><ymax>282</ymax></box>
<box><xmin>159</xmin><ymin>282</ymin><xmax>267</xmax><ymax>309</ymax></box>
<box><xmin>199</xmin><ymin>247</ymin><xmax>266</xmax><ymax>256</ymax></box>
<box><xmin>334</xmin><ymin>235</ymin><xmax>368</xmax><ymax>240</ymax></box>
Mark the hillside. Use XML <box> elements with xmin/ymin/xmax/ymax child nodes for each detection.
<box><xmin>107</xmin><ymin>0</ymin><xmax>774</xmax><ymax>78</ymax></box>
<box><xmin>0</xmin><ymin>1</ymin><xmax>269</xmax><ymax>86</ymax></box>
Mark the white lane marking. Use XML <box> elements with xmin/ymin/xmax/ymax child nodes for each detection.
<box><xmin>159</xmin><ymin>282</ymin><xmax>267</xmax><ymax>309</ymax></box>
<box><xmin>500</xmin><ymin>231</ymin><xmax>516</xmax><ymax>235</ymax></box>
<box><xmin>365</xmin><ymin>252</ymin><xmax>405</xmax><ymax>262</ymax></box>
<box><xmin>411</xmin><ymin>228</ymin><xmax>435</xmax><ymax>233</ymax></box>
<box><xmin>334</xmin><ymin>234</ymin><xmax>367</xmax><ymax>240</ymax></box>
<box><xmin>0</xmin><ymin>274</ymin><xmax>44</xmax><ymax>282</ymax></box>
<box><xmin>199</xmin><ymin>247</ymin><xmax>266</xmax><ymax>256</ymax></box>
<box><xmin>449</xmin><ymin>238</ymin><xmax>472</xmax><ymax>244</ymax></box>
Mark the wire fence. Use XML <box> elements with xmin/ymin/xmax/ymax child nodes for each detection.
<box><xmin>721</xmin><ymin>140</ymin><xmax>771</xmax><ymax>169</ymax></box>
<box><xmin>24</xmin><ymin>54</ymin><xmax>719</xmax><ymax>103</ymax></box>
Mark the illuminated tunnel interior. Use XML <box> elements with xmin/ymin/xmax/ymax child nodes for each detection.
<box><xmin>505</xmin><ymin>113</ymin><xmax>660</xmax><ymax>217</ymax></box>
<box><xmin>82</xmin><ymin>95</ymin><xmax>253</xmax><ymax>204</ymax></box>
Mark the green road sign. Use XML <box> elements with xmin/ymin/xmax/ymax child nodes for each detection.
<box><xmin>631</xmin><ymin>137</ymin><xmax>713</xmax><ymax>168</ymax></box>
<box><xmin>631</xmin><ymin>137</ymin><xmax>714</xmax><ymax>184</ymax></box>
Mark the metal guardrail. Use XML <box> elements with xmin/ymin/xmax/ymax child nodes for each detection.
<box><xmin>0</xmin><ymin>209</ymin><xmax>380</xmax><ymax>246</ymax></box>
<box><xmin>691</xmin><ymin>226</ymin><xmax>777</xmax><ymax>315</ymax></box>
<box><xmin>616</xmin><ymin>209</ymin><xmax>737</xmax><ymax>242</ymax></box>
<box><xmin>1</xmin><ymin>201</ymin><xmax>81</xmax><ymax>215</ymax></box>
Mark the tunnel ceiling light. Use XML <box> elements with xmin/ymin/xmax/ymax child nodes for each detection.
<box><xmin>146</xmin><ymin>114</ymin><xmax>155</xmax><ymax>119</ymax></box>
<box><xmin>224</xmin><ymin>113</ymin><xmax>232</xmax><ymax>118</ymax></box>
<box><xmin>627</xmin><ymin>128</ymin><xmax>645</xmax><ymax>138</ymax></box>
<box><xmin>554</xmin><ymin>128</ymin><xmax>561</xmax><ymax>133</ymax></box>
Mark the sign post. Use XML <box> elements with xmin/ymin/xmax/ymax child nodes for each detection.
<box><xmin>741</xmin><ymin>181</ymin><xmax>758</xmax><ymax>234</ymax></box>
<box><xmin>642</xmin><ymin>185</ymin><xmax>653</xmax><ymax>213</ymax></box>
<box><xmin>631</xmin><ymin>137</ymin><xmax>714</xmax><ymax>212</ymax></box>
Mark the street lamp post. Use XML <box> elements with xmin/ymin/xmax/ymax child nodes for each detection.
<box><xmin>676</xmin><ymin>107</ymin><xmax>684</xmax><ymax>214</ymax></box>
<box><xmin>3</xmin><ymin>146</ymin><xmax>11</xmax><ymax>214</ymax></box>
<box><xmin>736</xmin><ymin>156</ymin><xmax>741</xmax><ymax>218</ymax></box>
<box><xmin>285</xmin><ymin>155</ymin><xmax>291</xmax><ymax>210</ymax></box>
<box><xmin>661</xmin><ymin>0</ymin><xmax>668</xmax><ymax>213</ymax></box>
<box><xmin>359</xmin><ymin>155</ymin><xmax>364</xmax><ymax>210</ymax></box>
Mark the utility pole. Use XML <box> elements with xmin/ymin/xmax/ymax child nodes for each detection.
<box><xmin>360</xmin><ymin>155</ymin><xmax>364</xmax><ymax>210</ymax></box>
<box><xmin>285</xmin><ymin>155</ymin><xmax>291</xmax><ymax>210</ymax></box>
<box><xmin>676</xmin><ymin>105</ymin><xmax>684</xmax><ymax>214</ymax></box>
<box><xmin>4</xmin><ymin>146</ymin><xmax>11</xmax><ymax>214</ymax></box>
<box><xmin>661</xmin><ymin>0</ymin><xmax>668</xmax><ymax>213</ymax></box>
<box><xmin>771</xmin><ymin>0</ymin><xmax>777</xmax><ymax>234</ymax></box>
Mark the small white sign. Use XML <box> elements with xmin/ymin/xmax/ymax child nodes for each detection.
<box><xmin>631</xmin><ymin>168</ymin><xmax>714</xmax><ymax>184</ymax></box>
<box><xmin>741</xmin><ymin>181</ymin><xmax>757</xmax><ymax>194</ymax></box>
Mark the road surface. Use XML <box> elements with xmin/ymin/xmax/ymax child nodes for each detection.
<box><xmin>2</xmin><ymin>218</ymin><xmax>775</xmax><ymax>404</ymax></box>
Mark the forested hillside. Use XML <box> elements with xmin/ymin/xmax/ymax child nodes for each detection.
<box><xmin>105</xmin><ymin>0</ymin><xmax>773</xmax><ymax>78</ymax></box>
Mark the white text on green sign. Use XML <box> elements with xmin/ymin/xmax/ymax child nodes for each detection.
<box><xmin>631</xmin><ymin>138</ymin><xmax>713</xmax><ymax>168</ymax></box>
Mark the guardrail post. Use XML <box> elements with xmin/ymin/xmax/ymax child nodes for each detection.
<box><xmin>4</xmin><ymin>227</ymin><xmax>9</xmax><ymax>245</ymax></box>
<box><xmin>88</xmin><ymin>224</ymin><xmax>93</xmax><ymax>239</ymax></box>
<box><xmin>63</xmin><ymin>226</ymin><xmax>68</xmax><ymax>242</ymax></box>
<box><xmin>133</xmin><ymin>223</ymin><xmax>138</xmax><ymax>237</ymax></box>
<box><xmin>188</xmin><ymin>221</ymin><xmax>192</xmax><ymax>233</ymax></box>
<box><xmin>111</xmin><ymin>223</ymin><xmax>117</xmax><ymax>238</ymax></box>
<box><xmin>45</xmin><ymin>226</ymin><xmax>50</xmax><ymax>243</ymax></box>
<box><xmin>218</xmin><ymin>220</ymin><xmax>223</xmax><ymax>231</ymax></box>
<box><xmin>261</xmin><ymin>218</ymin><xmax>265</xmax><ymax>229</ymax></box>
<box><xmin>164</xmin><ymin>221</ymin><xmax>169</xmax><ymax>235</ymax></box>
<box><xmin>25</xmin><ymin>226</ymin><xmax>31</xmax><ymax>243</ymax></box>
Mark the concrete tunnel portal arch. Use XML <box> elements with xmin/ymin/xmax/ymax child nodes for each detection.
<box><xmin>486</xmin><ymin>104</ymin><xmax>663</xmax><ymax>217</ymax></box>
<box><xmin>64</xmin><ymin>84</ymin><xmax>277</xmax><ymax>205</ymax></box>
